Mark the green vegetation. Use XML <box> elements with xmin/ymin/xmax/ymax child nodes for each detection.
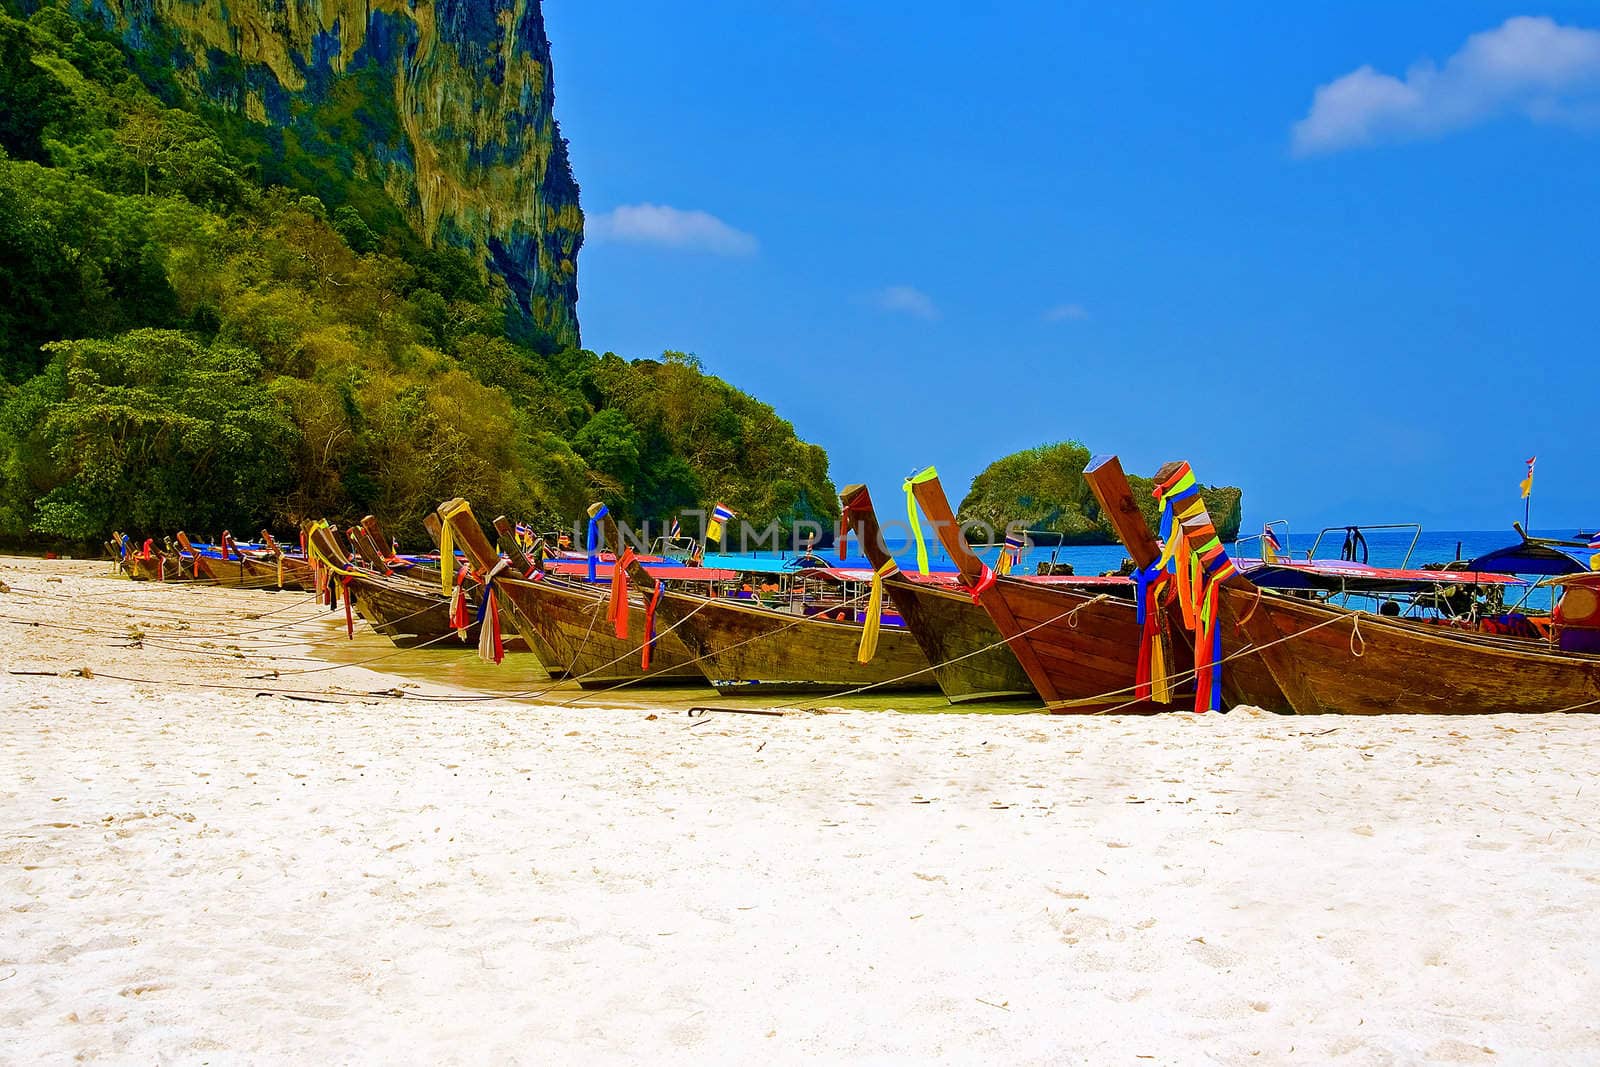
<box><xmin>0</xmin><ymin>3</ymin><xmax>835</xmax><ymax>546</ymax></box>
<box><xmin>959</xmin><ymin>441</ymin><xmax>1243</xmax><ymax>545</ymax></box>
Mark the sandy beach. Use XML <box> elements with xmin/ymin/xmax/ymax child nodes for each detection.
<box><xmin>3</xmin><ymin>555</ymin><xmax>1600</xmax><ymax>1063</ymax></box>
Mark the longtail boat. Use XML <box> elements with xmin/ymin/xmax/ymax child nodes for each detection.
<box><xmin>907</xmin><ymin>466</ymin><xmax>1184</xmax><ymax>713</ymax></box>
<box><xmin>611</xmin><ymin>509</ymin><xmax>937</xmax><ymax>697</ymax></box>
<box><xmin>259</xmin><ymin>530</ymin><xmax>314</xmax><ymax>591</ymax></box>
<box><xmin>434</xmin><ymin>498</ymin><xmax>706</xmax><ymax>688</ymax></box>
<box><xmin>176</xmin><ymin>531</ymin><xmax>266</xmax><ymax>588</ymax></box>
<box><xmin>837</xmin><ymin>483</ymin><xmax>1035</xmax><ymax>703</ymax></box>
<box><xmin>1115</xmin><ymin>459</ymin><xmax>1600</xmax><ymax>715</ymax></box>
<box><xmin>114</xmin><ymin>534</ymin><xmax>192</xmax><ymax>582</ymax></box>
<box><xmin>212</xmin><ymin>531</ymin><xmax>311</xmax><ymax>591</ymax></box>
<box><xmin>305</xmin><ymin>521</ymin><xmax>479</xmax><ymax>646</ymax></box>
<box><xmin>361</xmin><ymin>514</ymin><xmax>446</xmax><ymax>587</ymax></box>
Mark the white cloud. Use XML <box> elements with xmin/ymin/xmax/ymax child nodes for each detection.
<box><xmin>1292</xmin><ymin>16</ymin><xmax>1600</xmax><ymax>155</ymax></box>
<box><xmin>1043</xmin><ymin>303</ymin><xmax>1089</xmax><ymax>322</ymax></box>
<box><xmin>872</xmin><ymin>285</ymin><xmax>939</xmax><ymax>320</ymax></box>
<box><xmin>588</xmin><ymin>203</ymin><xmax>758</xmax><ymax>256</ymax></box>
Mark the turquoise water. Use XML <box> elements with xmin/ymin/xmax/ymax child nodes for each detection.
<box><xmin>711</xmin><ymin>527</ymin><xmax>1593</xmax><ymax>615</ymax></box>
<box><xmin>714</xmin><ymin>528</ymin><xmax>1587</xmax><ymax>577</ymax></box>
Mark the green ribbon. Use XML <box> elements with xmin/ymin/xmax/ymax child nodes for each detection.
<box><xmin>904</xmin><ymin>466</ymin><xmax>939</xmax><ymax>575</ymax></box>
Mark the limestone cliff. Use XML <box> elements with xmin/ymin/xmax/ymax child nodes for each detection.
<box><xmin>83</xmin><ymin>0</ymin><xmax>582</xmax><ymax>349</ymax></box>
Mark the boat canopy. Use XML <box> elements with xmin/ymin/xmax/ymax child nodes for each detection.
<box><xmin>1243</xmin><ymin>558</ymin><xmax>1526</xmax><ymax>594</ymax></box>
<box><xmin>1465</xmin><ymin>541</ymin><xmax>1589</xmax><ymax>577</ymax></box>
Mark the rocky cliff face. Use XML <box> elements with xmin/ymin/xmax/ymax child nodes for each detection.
<box><xmin>85</xmin><ymin>0</ymin><xmax>582</xmax><ymax>350</ymax></box>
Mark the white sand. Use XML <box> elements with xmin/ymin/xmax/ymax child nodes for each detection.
<box><xmin>3</xmin><ymin>556</ymin><xmax>1600</xmax><ymax>1063</ymax></box>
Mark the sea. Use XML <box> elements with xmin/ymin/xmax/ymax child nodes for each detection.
<box><xmin>712</xmin><ymin>527</ymin><xmax>1587</xmax><ymax>575</ymax></box>
<box><xmin>707</xmin><ymin>527</ymin><xmax>1594</xmax><ymax>614</ymax></box>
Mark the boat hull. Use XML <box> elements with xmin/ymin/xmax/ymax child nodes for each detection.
<box><xmin>654</xmin><ymin>591</ymin><xmax>937</xmax><ymax>696</ymax></box>
<box><xmin>1222</xmin><ymin>585</ymin><xmax>1600</xmax><ymax>716</ymax></box>
<box><xmin>493</xmin><ymin>577</ymin><xmax>706</xmax><ymax>688</ymax></box>
<box><xmin>121</xmin><ymin>554</ymin><xmax>192</xmax><ymax>582</ymax></box>
<box><xmin>885</xmin><ymin>577</ymin><xmax>1036</xmax><ymax>703</ymax></box>
<box><xmin>232</xmin><ymin>554</ymin><xmax>314</xmax><ymax>591</ymax></box>
<box><xmin>1222</xmin><ymin>586</ymin><xmax>1600</xmax><ymax>715</ymax></box>
<box><xmin>343</xmin><ymin>574</ymin><xmax>477</xmax><ymax>647</ymax></box>
<box><xmin>972</xmin><ymin>578</ymin><xmax>1182</xmax><ymax>713</ymax></box>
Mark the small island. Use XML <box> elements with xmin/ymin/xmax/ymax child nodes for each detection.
<box><xmin>958</xmin><ymin>440</ymin><xmax>1243</xmax><ymax>545</ymax></box>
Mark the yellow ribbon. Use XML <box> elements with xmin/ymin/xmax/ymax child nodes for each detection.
<box><xmin>437</xmin><ymin>500</ymin><xmax>472</xmax><ymax>595</ymax></box>
<box><xmin>304</xmin><ymin>521</ymin><xmax>361</xmax><ymax>579</ymax></box>
<box><xmin>856</xmin><ymin>558</ymin><xmax>900</xmax><ymax>664</ymax></box>
<box><xmin>1149</xmin><ymin>618</ymin><xmax>1171</xmax><ymax>704</ymax></box>
<box><xmin>904</xmin><ymin>466</ymin><xmax>939</xmax><ymax>575</ymax></box>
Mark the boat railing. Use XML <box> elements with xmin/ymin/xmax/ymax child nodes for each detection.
<box><xmin>1232</xmin><ymin>519</ymin><xmax>1293</xmax><ymax>561</ymax></box>
<box><xmin>1306</xmin><ymin>523</ymin><xmax>1422</xmax><ymax>569</ymax></box>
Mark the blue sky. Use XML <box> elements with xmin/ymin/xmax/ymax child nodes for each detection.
<box><xmin>544</xmin><ymin>2</ymin><xmax>1598</xmax><ymax>532</ymax></box>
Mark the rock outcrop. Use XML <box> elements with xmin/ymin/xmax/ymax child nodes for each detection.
<box><xmin>84</xmin><ymin>0</ymin><xmax>583</xmax><ymax>349</ymax></box>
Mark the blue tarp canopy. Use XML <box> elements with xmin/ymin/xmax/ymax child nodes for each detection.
<box><xmin>1466</xmin><ymin>541</ymin><xmax>1588</xmax><ymax>577</ymax></box>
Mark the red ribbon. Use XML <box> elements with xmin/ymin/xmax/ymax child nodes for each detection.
<box><xmin>341</xmin><ymin>576</ymin><xmax>354</xmax><ymax>638</ymax></box>
<box><xmin>608</xmin><ymin>549</ymin><xmax>635</xmax><ymax>640</ymax></box>
<box><xmin>642</xmin><ymin>580</ymin><xmax>664</xmax><ymax>670</ymax></box>
<box><xmin>965</xmin><ymin>564</ymin><xmax>997</xmax><ymax>604</ymax></box>
<box><xmin>448</xmin><ymin>565</ymin><xmax>472</xmax><ymax>632</ymax></box>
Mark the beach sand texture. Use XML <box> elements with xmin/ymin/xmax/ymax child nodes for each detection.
<box><xmin>3</xmin><ymin>556</ymin><xmax>1599</xmax><ymax>1063</ymax></box>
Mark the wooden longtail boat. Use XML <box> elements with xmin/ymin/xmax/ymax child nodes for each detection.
<box><xmin>909</xmin><ymin>467</ymin><xmax>1183</xmax><ymax>713</ymax></box>
<box><xmin>1083</xmin><ymin>456</ymin><xmax>1285</xmax><ymax>713</ymax></box>
<box><xmin>112</xmin><ymin>534</ymin><xmax>190</xmax><ymax>582</ymax></box>
<box><xmin>609</xmin><ymin>510</ymin><xmax>936</xmax><ymax>697</ymax></box>
<box><xmin>838</xmin><ymin>483</ymin><xmax>1035</xmax><ymax>703</ymax></box>
<box><xmin>211</xmin><ymin>531</ymin><xmax>312</xmax><ymax>591</ymax></box>
<box><xmin>175</xmin><ymin>531</ymin><xmax>265</xmax><ymax>588</ymax></box>
<box><xmin>360</xmin><ymin>514</ymin><xmax>446</xmax><ymax>587</ymax></box>
<box><xmin>305</xmin><ymin>522</ymin><xmax>478</xmax><ymax>646</ymax></box>
<box><xmin>435</xmin><ymin>499</ymin><xmax>704</xmax><ymax>688</ymax></box>
<box><xmin>260</xmin><ymin>531</ymin><xmax>314</xmax><ymax>591</ymax></box>
<box><xmin>1133</xmin><ymin>460</ymin><xmax>1600</xmax><ymax>715</ymax></box>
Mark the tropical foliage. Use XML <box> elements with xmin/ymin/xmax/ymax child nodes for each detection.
<box><xmin>959</xmin><ymin>441</ymin><xmax>1243</xmax><ymax>545</ymax></box>
<box><xmin>0</xmin><ymin>2</ymin><xmax>835</xmax><ymax>546</ymax></box>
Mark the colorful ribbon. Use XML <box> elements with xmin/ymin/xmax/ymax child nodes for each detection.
<box><xmin>1149</xmin><ymin>464</ymin><xmax>1237</xmax><ymax>712</ymax></box>
<box><xmin>587</xmin><ymin>504</ymin><xmax>608</xmax><ymax>582</ymax></box>
<box><xmin>642</xmin><ymin>581</ymin><xmax>665</xmax><ymax>669</ymax></box>
<box><xmin>475</xmin><ymin>577</ymin><xmax>504</xmax><ymax>664</ymax></box>
<box><xmin>904</xmin><ymin>466</ymin><xmax>939</xmax><ymax>575</ymax></box>
<box><xmin>607</xmin><ymin>548</ymin><xmax>634</xmax><ymax>640</ymax></box>
<box><xmin>856</xmin><ymin>558</ymin><xmax>900</xmax><ymax>664</ymax></box>
<box><xmin>437</xmin><ymin>500</ymin><xmax>472</xmax><ymax>596</ymax></box>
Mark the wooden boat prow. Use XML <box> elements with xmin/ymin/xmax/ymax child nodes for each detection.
<box><xmin>838</xmin><ymin>482</ymin><xmax>1034</xmax><ymax>703</ymax></box>
<box><xmin>1083</xmin><ymin>455</ymin><xmax>1286</xmax><ymax>713</ymax></box>
<box><xmin>907</xmin><ymin>467</ymin><xmax>1179</xmax><ymax>712</ymax></box>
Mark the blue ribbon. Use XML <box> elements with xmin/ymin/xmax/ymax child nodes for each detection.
<box><xmin>1132</xmin><ymin>562</ymin><xmax>1160</xmax><ymax>625</ymax></box>
<box><xmin>1210</xmin><ymin>624</ymin><xmax>1224</xmax><ymax>711</ymax></box>
<box><xmin>587</xmin><ymin>505</ymin><xmax>608</xmax><ymax>582</ymax></box>
<box><xmin>475</xmin><ymin>576</ymin><xmax>495</xmax><ymax>626</ymax></box>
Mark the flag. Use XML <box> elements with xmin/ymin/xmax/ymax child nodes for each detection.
<box><xmin>996</xmin><ymin>532</ymin><xmax>1026</xmax><ymax>576</ymax></box>
<box><xmin>707</xmin><ymin>503</ymin><xmax>735</xmax><ymax>542</ymax></box>
<box><xmin>668</xmin><ymin>516</ymin><xmax>681</xmax><ymax>541</ymax></box>
<box><xmin>1262</xmin><ymin>525</ymin><xmax>1281</xmax><ymax>562</ymax></box>
<box><xmin>1588</xmin><ymin>531</ymin><xmax>1600</xmax><ymax>551</ymax></box>
<box><xmin>1520</xmin><ymin>456</ymin><xmax>1536</xmax><ymax>500</ymax></box>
